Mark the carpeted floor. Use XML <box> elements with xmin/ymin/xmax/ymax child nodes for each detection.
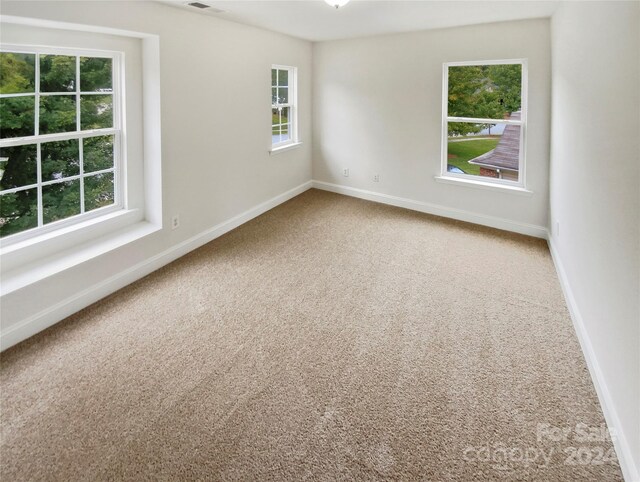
<box><xmin>0</xmin><ymin>189</ymin><xmax>622</xmax><ymax>480</ymax></box>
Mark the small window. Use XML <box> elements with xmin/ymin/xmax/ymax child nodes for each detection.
<box><xmin>0</xmin><ymin>47</ymin><xmax>122</xmax><ymax>242</ymax></box>
<box><xmin>271</xmin><ymin>65</ymin><xmax>297</xmax><ymax>148</ymax></box>
<box><xmin>442</xmin><ymin>60</ymin><xmax>527</xmax><ymax>186</ymax></box>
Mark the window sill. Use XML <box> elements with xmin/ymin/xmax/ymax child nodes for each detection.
<box><xmin>1</xmin><ymin>213</ymin><xmax>161</xmax><ymax>296</ymax></box>
<box><xmin>270</xmin><ymin>141</ymin><xmax>302</xmax><ymax>155</ymax></box>
<box><xmin>434</xmin><ymin>175</ymin><xmax>533</xmax><ymax>196</ymax></box>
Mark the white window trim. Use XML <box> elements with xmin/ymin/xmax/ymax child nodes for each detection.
<box><xmin>271</xmin><ymin>64</ymin><xmax>298</xmax><ymax>150</ymax></box>
<box><xmin>0</xmin><ymin>44</ymin><xmax>125</xmax><ymax>246</ymax></box>
<box><xmin>0</xmin><ymin>15</ymin><xmax>162</xmax><ymax>291</ymax></box>
<box><xmin>438</xmin><ymin>58</ymin><xmax>529</xmax><ymax>192</ymax></box>
<box><xmin>269</xmin><ymin>141</ymin><xmax>302</xmax><ymax>155</ymax></box>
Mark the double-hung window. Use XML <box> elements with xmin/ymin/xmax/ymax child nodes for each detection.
<box><xmin>0</xmin><ymin>46</ymin><xmax>122</xmax><ymax>242</ymax></box>
<box><xmin>442</xmin><ymin>59</ymin><xmax>527</xmax><ymax>186</ymax></box>
<box><xmin>271</xmin><ymin>65</ymin><xmax>298</xmax><ymax>149</ymax></box>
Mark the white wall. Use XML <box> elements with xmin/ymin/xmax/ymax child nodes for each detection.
<box><xmin>312</xmin><ymin>19</ymin><xmax>551</xmax><ymax>232</ymax></box>
<box><xmin>0</xmin><ymin>1</ymin><xmax>312</xmax><ymax>344</ymax></box>
<box><xmin>549</xmin><ymin>2</ymin><xmax>640</xmax><ymax>480</ymax></box>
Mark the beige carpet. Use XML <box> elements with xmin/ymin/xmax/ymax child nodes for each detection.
<box><xmin>0</xmin><ymin>189</ymin><xmax>622</xmax><ymax>480</ymax></box>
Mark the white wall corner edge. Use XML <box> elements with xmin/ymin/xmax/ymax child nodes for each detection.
<box><xmin>547</xmin><ymin>234</ymin><xmax>639</xmax><ymax>482</ymax></box>
<box><xmin>0</xmin><ymin>180</ymin><xmax>314</xmax><ymax>352</ymax></box>
<box><xmin>311</xmin><ymin>180</ymin><xmax>548</xmax><ymax>238</ymax></box>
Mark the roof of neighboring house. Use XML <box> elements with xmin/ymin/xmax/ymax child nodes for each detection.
<box><xmin>469</xmin><ymin>112</ymin><xmax>521</xmax><ymax>172</ymax></box>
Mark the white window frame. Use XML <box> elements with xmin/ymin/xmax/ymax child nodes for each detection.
<box><xmin>271</xmin><ymin>64</ymin><xmax>298</xmax><ymax>150</ymax></box>
<box><xmin>0</xmin><ymin>44</ymin><xmax>124</xmax><ymax>246</ymax></box>
<box><xmin>440</xmin><ymin>59</ymin><xmax>528</xmax><ymax>190</ymax></box>
<box><xmin>0</xmin><ymin>15</ymin><xmax>162</xmax><ymax>301</ymax></box>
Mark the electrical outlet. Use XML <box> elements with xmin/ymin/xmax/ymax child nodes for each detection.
<box><xmin>171</xmin><ymin>215</ymin><xmax>180</xmax><ymax>230</ymax></box>
<box><xmin>343</xmin><ymin>168</ymin><xmax>349</xmax><ymax>177</ymax></box>
<box><xmin>373</xmin><ymin>174</ymin><xmax>380</xmax><ymax>182</ymax></box>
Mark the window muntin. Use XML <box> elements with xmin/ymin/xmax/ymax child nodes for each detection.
<box><xmin>442</xmin><ymin>60</ymin><xmax>527</xmax><ymax>186</ymax></box>
<box><xmin>0</xmin><ymin>46</ymin><xmax>122</xmax><ymax>242</ymax></box>
<box><xmin>271</xmin><ymin>65</ymin><xmax>297</xmax><ymax>147</ymax></box>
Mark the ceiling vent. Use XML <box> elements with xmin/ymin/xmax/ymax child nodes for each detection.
<box><xmin>187</xmin><ymin>1</ymin><xmax>223</xmax><ymax>13</ymax></box>
<box><xmin>159</xmin><ymin>1</ymin><xmax>225</xmax><ymax>16</ymax></box>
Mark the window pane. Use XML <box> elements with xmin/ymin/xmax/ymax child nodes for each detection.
<box><xmin>280</xmin><ymin>124</ymin><xmax>290</xmax><ymax>143</ymax></box>
<box><xmin>0</xmin><ymin>96</ymin><xmax>35</xmax><ymax>138</ymax></box>
<box><xmin>84</xmin><ymin>172</ymin><xmax>114</xmax><ymax>212</ymax></box>
<box><xmin>42</xmin><ymin>179</ymin><xmax>81</xmax><ymax>224</ymax></box>
<box><xmin>80</xmin><ymin>95</ymin><xmax>113</xmax><ymax>130</ymax></box>
<box><xmin>0</xmin><ymin>188</ymin><xmax>38</xmax><ymax>238</ymax></box>
<box><xmin>0</xmin><ymin>144</ymin><xmax>37</xmax><ymax>190</ymax></box>
<box><xmin>41</xmin><ymin>139</ymin><xmax>80</xmax><ymax>181</ymax></box>
<box><xmin>80</xmin><ymin>57</ymin><xmax>112</xmax><ymax>92</ymax></box>
<box><xmin>277</xmin><ymin>87</ymin><xmax>288</xmax><ymax>104</ymax></box>
<box><xmin>447</xmin><ymin>121</ymin><xmax>520</xmax><ymax>182</ymax></box>
<box><xmin>40</xmin><ymin>95</ymin><xmax>76</xmax><ymax>134</ymax></box>
<box><xmin>271</xmin><ymin>66</ymin><xmax>294</xmax><ymax>146</ymax></box>
<box><xmin>448</xmin><ymin>64</ymin><xmax>521</xmax><ymax>119</ymax></box>
<box><xmin>0</xmin><ymin>53</ymin><xmax>36</xmax><ymax>94</ymax></box>
<box><xmin>280</xmin><ymin>106</ymin><xmax>289</xmax><ymax>124</ymax></box>
<box><xmin>40</xmin><ymin>55</ymin><xmax>76</xmax><ymax>92</ymax></box>
<box><xmin>83</xmin><ymin>135</ymin><xmax>114</xmax><ymax>173</ymax></box>
<box><xmin>278</xmin><ymin>69</ymin><xmax>288</xmax><ymax>87</ymax></box>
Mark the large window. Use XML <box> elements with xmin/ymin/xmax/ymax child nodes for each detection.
<box><xmin>271</xmin><ymin>65</ymin><xmax>298</xmax><ymax>149</ymax></box>
<box><xmin>0</xmin><ymin>46</ymin><xmax>122</xmax><ymax>242</ymax></box>
<box><xmin>442</xmin><ymin>60</ymin><xmax>527</xmax><ymax>186</ymax></box>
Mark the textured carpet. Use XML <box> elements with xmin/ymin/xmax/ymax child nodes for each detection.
<box><xmin>0</xmin><ymin>189</ymin><xmax>622</xmax><ymax>480</ymax></box>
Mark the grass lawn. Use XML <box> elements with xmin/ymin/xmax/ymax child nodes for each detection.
<box><xmin>272</xmin><ymin>125</ymin><xmax>289</xmax><ymax>135</ymax></box>
<box><xmin>272</xmin><ymin>112</ymin><xmax>289</xmax><ymax>135</ymax></box>
<box><xmin>447</xmin><ymin>138</ymin><xmax>499</xmax><ymax>175</ymax></box>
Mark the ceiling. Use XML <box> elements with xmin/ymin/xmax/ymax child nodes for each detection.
<box><xmin>161</xmin><ymin>0</ymin><xmax>559</xmax><ymax>42</ymax></box>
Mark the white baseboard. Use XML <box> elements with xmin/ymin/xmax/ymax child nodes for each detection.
<box><xmin>0</xmin><ymin>181</ymin><xmax>313</xmax><ymax>351</ymax></box>
<box><xmin>312</xmin><ymin>180</ymin><xmax>548</xmax><ymax>238</ymax></box>
<box><xmin>547</xmin><ymin>234</ymin><xmax>639</xmax><ymax>482</ymax></box>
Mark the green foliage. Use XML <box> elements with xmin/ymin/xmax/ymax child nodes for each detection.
<box><xmin>448</xmin><ymin>64</ymin><xmax>522</xmax><ymax>136</ymax></box>
<box><xmin>84</xmin><ymin>173</ymin><xmax>114</xmax><ymax>212</ymax></box>
<box><xmin>80</xmin><ymin>95</ymin><xmax>113</xmax><ymax>130</ymax></box>
<box><xmin>84</xmin><ymin>136</ymin><xmax>114</xmax><ymax>173</ymax></box>
<box><xmin>487</xmin><ymin>64</ymin><xmax>522</xmax><ymax>114</ymax></box>
<box><xmin>40</xmin><ymin>96</ymin><xmax>77</xmax><ymax>134</ymax></box>
<box><xmin>40</xmin><ymin>55</ymin><xmax>75</xmax><ymax>92</ymax></box>
<box><xmin>42</xmin><ymin>180</ymin><xmax>80</xmax><ymax>224</ymax></box>
<box><xmin>448</xmin><ymin>65</ymin><xmax>484</xmax><ymax>118</ymax></box>
<box><xmin>0</xmin><ymin>53</ymin><xmax>115</xmax><ymax>238</ymax></box>
<box><xmin>0</xmin><ymin>53</ymin><xmax>35</xmax><ymax>94</ymax></box>
<box><xmin>0</xmin><ymin>96</ymin><xmax>35</xmax><ymax>138</ymax></box>
<box><xmin>41</xmin><ymin>140</ymin><xmax>80</xmax><ymax>181</ymax></box>
<box><xmin>80</xmin><ymin>57</ymin><xmax>112</xmax><ymax>92</ymax></box>
<box><xmin>0</xmin><ymin>145</ymin><xmax>38</xmax><ymax>237</ymax></box>
<box><xmin>0</xmin><ymin>190</ymin><xmax>38</xmax><ymax>236</ymax></box>
<box><xmin>0</xmin><ymin>144</ymin><xmax>37</xmax><ymax>190</ymax></box>
<box><xmin>448</xmin><ymin>122</ymin><xmax>483</xmax><ymax>137</ymax></box>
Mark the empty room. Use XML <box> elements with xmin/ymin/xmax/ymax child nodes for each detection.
<box><xmin>0</xmin><ymin>0</ymin><xmax>638</xmax><ymax>480</ymax></box>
